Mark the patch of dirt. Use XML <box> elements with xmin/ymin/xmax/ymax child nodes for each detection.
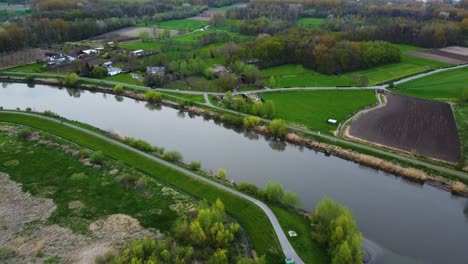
<box><xmin>348</xmin><ymin>94</ymin><xmax>461</xmax><ymax>162</ymax></box>
<box><xmin>68</xmin><ymin>201</ymin><xmax>85</xmax><ymax>210</ymax></box>
<box><xmin>0</xmin><ymin>172</ymin><xmax>56</xmax><ymax>246</ymax></box>
<box><xmin>3</xmin><ymin>159</ymin><xmax>19</xmax><ymax>167</ymax></box>
<box><xmin>89</xmin><ymin>214</ymin><xmax>155</xmax><ymax>240</ymax></box>
<box><xmin>408</xmin><ymin>47</ymin><xmax>468</xmax><ymax>65</ymax></box>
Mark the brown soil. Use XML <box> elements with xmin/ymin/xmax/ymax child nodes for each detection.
<box><xmin>408</xmin><ymin>49</ymin><xmax>468</xmax><ymax>65</ymax></box>
<box><xmin>348</xmin><ymin>93</ymin><xmax>461</xmax><ymax>162</ymax></box>
<box><xmin>0</xmin><ymin>172</ymin><xmax>157</xmax><ymax>263</ymax></box>
<box><xmin>89</xmin><ymin>27</ymin><xmax>179</xmax><ymax>42</ymax></box>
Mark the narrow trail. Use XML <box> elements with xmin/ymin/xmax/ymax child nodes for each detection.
<box><xmin>0</xmin><ymin>111</ymin><xmax>305</xmax><ymax>264</ymax></box>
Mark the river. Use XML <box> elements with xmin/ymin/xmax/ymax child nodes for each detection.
<box><xmin>1</xmin><ymin>83</ymin><xmax>467</xmax><ymax>263</ymax></box>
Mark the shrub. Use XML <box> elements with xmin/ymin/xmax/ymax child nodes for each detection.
<box><xmin>17</xmin><ymin>128</ymin><xmax>32</xmax><ymax>140</ymax></box>
<box><xmin>268</xmin><ymin>119</ymin><xmax>288</xmax><ymax>138</ymax></box>
<box><xmin>263</xmin><ymin>182</ymin><xmax>284</xmax><ymax>203</ymax></box>
<box><xmin>217</xmin><ymin>168</ymin><xmax>227</xmax><ymax>180</ymax></box>
<box><xmin>123</xmin><ymin>137</ymin><xmax>154</xmax><ymax>152</ymax></box>
<box><xmin>237</xmin><ymin>182</ymin><xmax>261</xmax><ymax>196</ymax></box>
<box><xmin>90</xmin><ymin>151</ymin><xmax>105</xmax><ymax>164</ymax></box>
<box><xmin>243</xmin><ymin>116</ymin><xmax>261</xmax><ymax>128</ymax></box>
<box><xmin>189</xmin><ymin>161</ymin><xmax>202</xmax><ymax>171</ymax></box>
<box><xmin>77</xmin><ymin>149</ymin><xmax>91</xmax><ymax>158</ymax></box>
<box><xmin>70</xmin><ymin>173</ymin><xmax>88</xmax><ymax>181</ymax></box>
<box><xmin>91</xmin><ymin>66</ymin><xmax>108</xmax><ymax>78</ymax></box>
<box><xmin>64</xmin><ymin>73</ymin><xmax>79</xmax><ymax>87</ymax></box>
<box><xmin>113</xmin><ymin>85</ymin><xmax>124</xmax><ymax>94</ymax></box>
<box><xmin>144</xmin><ymin>91</ymin><xmax>162</xmax><ymax>103</ymax></box>
<box><xmin>310</xmin><ymin>199</ymin><xmax>363</xmax><ymax>263</ymax></box>
<box><xmin>223</xmin><ymin>114</ymin><xmax>244</xmax><ymax>127</ymax></box>
<box><xmin>164</xmin><ymin>151</ymin><xmax>183</xmax><ymax>162</ymax></box>
<box><xmin>43</xmin><ymin>110</ymin><xmax>60</xmax><ymax>118</ymax></box>
<box><xmin>26</xmin><ymin>107</ymin><xmax>32</xmax><ymax>112</ymax></box>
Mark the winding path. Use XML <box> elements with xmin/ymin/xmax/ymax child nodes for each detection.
<box><xmin>0</xmin><ymin>111</ymin><xmax>305</xmax><ymax>264</ymax></box>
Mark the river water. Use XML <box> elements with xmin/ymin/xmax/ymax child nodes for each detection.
<box><xmin>1</xmin><ymin>83</ymin><xmax>467</xmax><ymax>264</ymax></box>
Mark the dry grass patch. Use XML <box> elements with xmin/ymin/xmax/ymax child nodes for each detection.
<box><xmin>451</xmin><ymin>181</ymin><xmax>468</xmax><ymax>195</ymax></box>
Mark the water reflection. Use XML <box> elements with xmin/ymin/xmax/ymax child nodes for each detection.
<box><xmin>269</xmin><ymin>140</ymin><xmax>287</xmax><ymax>152</ymax></box>
<box><xmin>66</xmin><ymin>88</ymin><xmax>82</xmax><ymax>98</ymax></box>
<box><xmin>114</xmin><ymin>95</ymin><xmax>124</xmax><ymax>102</ymax></box>
<box><xmin>177</xmin><ymin>110</ymin><xmax>186</xmax><ymax>119</ymax></box>
<box><xmin>145</xmin><ymin>102</ymin><xmax>161</xmax><ymax>111</ymax></box>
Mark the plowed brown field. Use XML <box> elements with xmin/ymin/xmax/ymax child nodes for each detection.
<box><xmin>349</xmin><ymin>94</ymin><xmax>461</xmax><ymax>162</ymax></box>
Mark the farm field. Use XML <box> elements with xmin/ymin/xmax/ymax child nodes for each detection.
<box><xmin>342</xmin><ymin>45</ymin><xmax>452</xmax><ymax>85</ymax></box>
<box><xmin>408</xmin><ymin>46</ymin><xmax>468</xmax><ymax>65</ymax></box>
<box><xmin>454</xmin><ymin>104</ymin><xmax>468</xmax><ymax>165</ymax></box>
<box><xmin>160</xmin><ymin>91</ymin><xmax>206</xmax><ymax>103</ymax></box>
<box><xmin>7</xmin><ymin>63</ymin><xmax>45</xmax><ymax>73</ymax></box>
<box><xmin>348</xmin><ymin>94</ymin><xmax>461</xmax><ymax>162</ymax></box>
<box><xmin>260</xmin><ymin>90</ymin><xmax>376</xmax><ymax>132</ymax></box>
<box><xmin>261</xmin><ymin>64</ymin><xmax>353</xmax><ymax>87</ymax></box>
<box><xmin>395</xmin><ymin>67</ymin><xmax>468</xmax><ymax>101</ymax></box>
<box><xmin>296</xmin><ymin>18</ymin><xmax>324</xmax><ymax>28</ymax></box>
<box><xmin>140</xmin><ymin>19</ymin><xmax>209</xmax><ymax>31</ymax></box>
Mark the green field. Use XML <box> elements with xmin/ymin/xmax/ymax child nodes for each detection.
<box><xmin>260</xmin><ymin>90</ymin><xmax>377</xmax><ymax>132</ymax></box>
<box><xmin>454</xmin><ymin>104</ymin><xmax>468</xmax><ymax>163</ymax></box>
<box><xmin>0</xmin><ymin>127</ymin><xmax>184</xmax><ymax>234</ymax></box>
<box><xmin>342</xmin><ymin>45</ymin><xmax>451</xmax><ymax>85</ymax></box>
<box><xmin>7</xmin><ymin>63</ymin><xmax>45</xmax><ymax>73</ymax></box>
<box><xmin>262</xmin><ymin>64</ymin><xmax>353</xmax><ymax>87</ymax></box>
<box><xmin>141</xmin><ymin>19</ymin><xmax>209</xmax><ymax>31</ymax></box>
<box><xmin>105</xmin><ymin>73</ymin><xmax>144</xmax><ymax>86</ymax></box>
<box><xmin>0</xmin><ymin>112</ymin><xmax>285</xmax><ymax>262</ymax></box>
<box><xmin>160</xmin><ymin>91</ymin><xmax>206</xmax><ymax>103</ymax></box>
<box><xmin>296</xmin><ymin>18</ymin><xmax>324</xmax><ymax>28</ymax></box>
<box><xmin>396</xmin><ymin>67</ymin><xmax>468</xmax><ymax>101</ymax></box>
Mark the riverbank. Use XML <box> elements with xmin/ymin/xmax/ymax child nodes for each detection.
<box><xmin>1</xmin><ymin>77</ymin><xmax>467</xmax><ymax>197</ymax></box>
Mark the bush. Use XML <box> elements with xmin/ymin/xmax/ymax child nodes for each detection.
<box><xmin>223</xmin><ymin>113</ymin><xmax>244</xmax><ymax>127</ymax></box>
<box><xmin>90</xmin><ymin>151</ymin><xmax>105</xmax><ymax>164</ymax></box>
<box><xmin>217</xmin><ymin>168</ymin><xmax>227</xmax><ymax>180</ymax></box>
<box><xmin>238</xmin><ymin>182</ymin><xmax>261</xmax><ymax>196</ymax></box>
<box><xmin>164</xmin><ymin>151</ymin><xmax>183</xmax><ymax>162</ymax></box>
<box><xmin>268</xmin><ymin>119</ymin><xmax>288</xmax><ymax>138</ymax></box>
<box><xmin>17</xmin><ymin>128</ymin><xmax>32</xmax><ymax>140</ymax></box>
<box><xmin>77</xmin><ymin>149</ymin><xmax>91</xmax><ymax>158</ymax></box>
<box><xmin>113</xmin><ymin>85</ymin><xmax>124</xmax><ymax>94</ymax></box>
<box><xmin>43</xmin><ymin>110</ymin><xmax>60</xmax><ymax>118</ymax></box>
<box><xmin>189</xmin><ymin>161</ymin><xmax>201</xmax><ymax>171</ymax></box>
<box><xmin>144</xmin><ymin>91</ymin><xmax>162</xmax><ymax>103</ymax></box>
<box><xmin>91</xmin><ymin>66</ymin><xmax>108</xmax><ymax>78</ymax></box>
<box><xmin>123</xmin><ymin>137</ymin><xmax>154</xmax><ymax>152</ymax></box>
<box><xmin>263</xmin><ymin>182</ymin><xmax>284</xmax><ymax>203</ymax></box>
<box><xmin>64</xmin><ymin>73</ymin><xmax>79</xmax><ymax>87</ymax></box>
<box><xmin>70</xmin><ymin>172</ymin><xmax>88</xmax><ymax>181</ymax></box>
<box><xmin>243</xmin><ymin>116</ymin><xmax>261</xmax><ymax>128</ymax></box>
<box><xmin>310</xmin><ymin>198</ymin><xmax>363</xmax><ymax>264</ymax></box>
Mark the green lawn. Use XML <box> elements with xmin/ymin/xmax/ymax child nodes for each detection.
<box><xmin>105</xmin><ymin>73</ymin><xmax>144</xmax><ymax>86</ymax></box>
<box><xmin>261</xmin><ymin>90</ymin><xmax>377</xmax><ymax>132</ymax></box>
<box><xmin>342</xmin><ymin>44</ymin><xmax>451</xmax><ymax>85</ymax></box>
<box><xmin>0</xmin><ymin>127</ymin><xmax>184</xmax><ymax>234</ymax></box>
<box><xmin>141</xmin><ymin>19</ymin><xmax>209</xmax><ymax>31</ymax></box>
<box><xmin>160</xmin><ymin>91</ymin><xmax>206</xmax><ymax>103</ymax></box>
<box><xmin>454</xmin><ymin>104</ymin><xmax>468</xmax><ymax>164</ymax></box>
<box><xmin>0</xmin><ymin>112</ymin><xmax>284</xmax><ymax>262</ymax></box>
<box><xmin>7</xmin><ymin>63</ymin><xmax>45</xmax><ymax>73</ymax></box>
<box><xmin>296</xmin><ymin>18</ymin><xmax>324</xmax><ymax>28</ymax></box>
<box><xmin>272</xmin><ymin>206</ymin><xmax>329</xmax><ymax>264</ymax></box>
<box><xmin>261</xmin><ymin>64</ymin><xmax>353</xmax><ymax>87</ymax></box>
<box><xmin>396</xmin><ymin>67</ymin><xmax>468</xmax><ymax>101</ymax></box>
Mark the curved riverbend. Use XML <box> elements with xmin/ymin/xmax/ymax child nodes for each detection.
<box><xmin>1</xmin><ymin>83</ymin><xmax>468</xmax><ymax>264</ymax></box>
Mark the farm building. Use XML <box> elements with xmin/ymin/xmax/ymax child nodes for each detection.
<box><xmin>147</xmin><ymin>66</ymin><xmax>165</xmax><ymax>77</ymax></box>
<box><xmin>48</xmin><ymin>54</ymin><xmax>76</xmax><ymax>65</ymax></box>
<box><xmin>132</xmin><ymin>49</ymin><xmax>144</xmax><ymax>57</ymax></box>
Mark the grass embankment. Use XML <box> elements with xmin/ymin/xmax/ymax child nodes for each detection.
<box><xmin>160</xmin><ymin>91</ymin><xmax>206</xmax><ymax>103</ymax></box>
<box><xmin>104</xmin><ymin>73</ymin><xmax>144</xmax><ymax>86</ymax></box>
<box><xmin>271</xmin><ymin>206</ymin><xmax>328</xmax><ymax>264</ymax></box>
<box><xmin>261</xmin><ymin>64</ymin><xmax>352</xmax><ymax>88</ymax></box>
<box><xmin>261</xmin><ymin>90</ymin><xmax>377</xmax><ymax>132</ymax></box>
<box><xmin>0</xmin><ymin>128</ymin><xmax>184</xmax><ymax>234</ymax></box>
<box><xmin>0</xmin><ymin>112</ymin><xmax>284</xmax><ymax>262</ymax></box>
<box><xmin>296</xmin><ymin>18</ymin><xmax>324</xmax><ymax>29</ymax></box>
<box><xmin>342</xmin><ymin>44</ymin><xmax>451</xmax><ymax>85</ymax></box>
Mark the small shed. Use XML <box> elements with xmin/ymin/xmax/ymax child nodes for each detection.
<box><xmin>327</xmin><ymin>119</ymin><xmax>338</xmax><ymax>125</ymax></box>
<box><xmin>103</xmin><ymin>61</ymin><xmax>113</xmax><ymax>68</ymax></box>
<box><xmin>132</xmin><ymin>49</ymin><xmax>144</xmax><ymax>57</ymax></box>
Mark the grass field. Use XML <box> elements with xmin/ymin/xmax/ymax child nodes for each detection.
<box><xmin>141</xmin><ymin>19</ymin><xmax>209</xmax><ymax>31</ymax></box>
<box><xmin>396</xmin><ymin>67</ymin><xmax>468</xmax><ymax>101</ymax></box>
<box><xmin>160</xmin><ymin>91</ymin><xmax>206</xmax><ymax>103</ymax></box>
<box><xmin>104</xmin><ymin>73</ymin><xmax>144</xmax><ymax>86</ymax></box>
<box><xmin>296</xmin><ymin>18</ymin><xmax>324</xmax><ymax>28</ymax></box>
<box><xmin>272</xmin><ymin>206</ymin><xmax>328</xmax><ymax>264</ymax></box>
<box><xmin>261</xmin><ymin>90</ymin><xmax>377</xmax><ymax>132</ymax></box>
<box><xmin>0</xmin><ymin>127</ymin><xmax>184</xmax><ymax>234</ymax></box>
<box><xmin>342</xmin><ymin>45</ymin><xmax>451</xmax><ymax>85</ymax></box>
<box><xmin>261</xmin><ymin>64</ymin><xmax>353</xmax><ymax>87</ymax></box>
<box><xmin>7</xmin><ymin>63</ymin><xmax>45</xmax><ymax>73</ymax></box>
<box><xmin>454</xmin><ymin>104</ymin><xmax>468</xmax><ymax>163</ymax></box>
<box><xmin>0</xmin><ymin>112</ymin><xmax>285</xmax><ymax>262</ymax></box>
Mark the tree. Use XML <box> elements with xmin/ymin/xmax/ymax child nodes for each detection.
<box><xmin>139</xmin><ymin>31</ymin><xmax>151</xmax><ymax>42</ymax></box>
<box><xmin>243</xmin><ymin>116</ymin><xmax>261</xmax><ymax>128</ymax></box>
<box><xmin>332</xmin><ymin>241</ymin><xmax>353</xmax><ymax>264</ymax></box>
<box><xmin>217</xmin><ymin>168</ymin><xmax>227</xmax><ymax>180</ymax></box>
<box><xmin>64</xmin><ymin>73</ymin><xmax>79</xmax><ymax>87</ymax></box>
<box><xmin>91</xmin><ymin>66</ymin><xmax>108</xmax><ymax>78</ymax></box>
<box><xmin>264</xmin><ymin>182</ymin><xmax>285</xmax><ymax>203</ymax></box>
<box><xmin>264</xmin><ymin>100</ymin><xmax>276</xmax><ymax>118</ymax></box>
<box><xmin>218</xmin><ymin>42</ymin><xmax>238</xmax><ymax>65</ymax></box>
<box><xmin>144</xmin><ymin>90</ymin><xmax>162</xmax><ymax>103</ymax></box>
<box><xmin>268</xmin><ymin>76</ymin><xmax>276</xmax><ymax>88</ymax></box>
<box><xmin>208</xmin><ymin>249</ymin><xmax>228</xmax><ymax>264</ymax></box>
<box><xmin>282</xmin><ymin>191</ymin><xmax>300</xmax><ymax>208</ymax></box>
<box><xmin>268</xmin><ymin>119</ymin><xmax>287</xmax><ymax>138</ymax></box>
<box><xmin>189</xmin><ymin>161</ymin><xmax>201</xmax><ymax>171</ymax></box>
<box><xmin>113</xmin><ymin>85</ymin><xmax>123</xmax><ymax>94</ymax></box>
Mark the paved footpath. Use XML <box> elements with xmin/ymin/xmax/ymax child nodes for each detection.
<box><xmin>0</xmin><ymin>111</ymin><xmax>305</xmax><ymax>264</ymax></box>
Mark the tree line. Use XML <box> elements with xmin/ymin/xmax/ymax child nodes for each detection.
<box><xmin>236</xmin><ymin>28</ymin><xmax>401</xmax><ymax>74</ymax></box>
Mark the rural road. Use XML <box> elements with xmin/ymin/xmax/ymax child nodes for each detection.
<box><xmin>0</xmin><ymin>111</ymin><xmax>305</xmax><ymax>264</ymax></box>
